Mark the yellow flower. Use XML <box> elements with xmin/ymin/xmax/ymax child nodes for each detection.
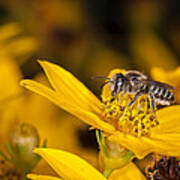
<box><xmin>0</xmin><ymin>58</ymin><xmax>23</xmax><ymax>142</ymax></box>
<box><xmin>0</xmin><ymin>59</ymin><xmax>98</xmax><ymax>177</ymax></box>
<box><xmin>27</xmin><ymin>148</ymin><xmax>146</xmax><ymax>180</ymax></box>
<box><xmin>151</xmin><ymin>66</ymin><xmax>180</xmax><ymax>103</ymax></box>
<box><xmin>20</xmin><ymin>60</ymin><xmax>180</xmax><ymax>159</ymax></box>
<box><xmin>130</xmin><ymin>31</ymin><xmax>178</xmax><ymax>70</ymax></box>
<box><xmin>0</xmin><ymin>23</ymin><xmax>39</xmax><ymax>64</ymax></box>
<box><xmin>19</xmin><ymin>75</ymin><xmax>98</xmax><ymax>169</ymax></box>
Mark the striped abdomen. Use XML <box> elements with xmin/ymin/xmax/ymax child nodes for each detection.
<box><xmin>150</xmin><ymin>85</ymin><xmax>175</xmax><ymax>105</ymax></box>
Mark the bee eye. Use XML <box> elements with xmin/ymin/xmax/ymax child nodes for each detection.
<box><xmin>131</xmin><ymin>77</ymin><xmax>138</xmax><ymax>82</ymax></box>
<box><xmin>116</xmin><ymin>73</ymin><xmax>123</xmax><ymax>78</ymax></box>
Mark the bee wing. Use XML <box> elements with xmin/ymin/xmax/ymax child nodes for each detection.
<box><xmin>125</xmin><ymin>70</ymin><xmax>148</xmax><ymax>80</ymax></box>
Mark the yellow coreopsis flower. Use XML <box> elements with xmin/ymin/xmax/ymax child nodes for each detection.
<box><xmin>20</xmin><ymin>60</ymin><xmax>180</xmax><ymax>159</ymax></box>
<box><xmin>27</xmin><ymin>148</ymin><xmax>146</xmax><ymax>180</ymax></box>
<box><xmin>19</xmin><ymin>75</ymin><xmax>98</xmax><ymax>169</ymax></box>
<box><xmin>0</xmin><ymin>59</ymin><xmax>98</xmax><ymax>178</ymax></box>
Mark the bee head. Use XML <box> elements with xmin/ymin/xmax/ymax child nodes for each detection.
<box><xmin>92</xmin><ymin>73</ymin><xmax>127</xmax><ymax>94</ymax></box>
<box><xmin>109</xmin><ymin>73</ymin><xmax>127</xmax><ymax>94</ymax></box>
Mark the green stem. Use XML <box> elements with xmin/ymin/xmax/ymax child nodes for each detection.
<box><xmin>103</xmin><ymin>169</ymin><xmax>112</xmax><ymax>178</ymax></box>
<box><xmin>126</xmin><ymin>151</ymin><xmax>134</xmax><ymax>161</ymax></box>
<box><xmin>95</xmin><ymin>130</ymin><xmax>109</xmax><ymax>157</ymax></box>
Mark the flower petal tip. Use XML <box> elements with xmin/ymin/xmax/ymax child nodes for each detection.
<box><xmin>37</xmin><ymin>59</ymin><xmax>53</xmax><ymax>67</ymax></box>
<box><xmin>33</xmin><ymin>148</ymin><xmax>43</xmax><ymax>154</ymax></box>
<box><xmin>37</xmin><ymin>59</ymin><xmax>46</xmax><ymax>64</ymax></box>
<box><xmin>19</xmin><ymin>80</ymin><xmax>27</xmax><ymax>87</ymax></box>
<box><xmin>26</xmin><ymin>174</ymin><xmax>34</xmax><ymax>179</ymax></box>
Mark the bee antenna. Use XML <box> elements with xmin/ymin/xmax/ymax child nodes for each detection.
<box><xmin>91</xmin><ymin>76</ymin><xmax>110</xmax><ymax>80</ymax></box>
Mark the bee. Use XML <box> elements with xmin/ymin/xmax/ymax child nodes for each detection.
<box><xmin>93</xmin><ymin>70</ymin><xmax>175</xmax><ymax>112</ymax></box>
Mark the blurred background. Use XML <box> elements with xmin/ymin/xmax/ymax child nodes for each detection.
<box><xmin>0</xmin><ymin>0</ymin><xmax>179</xmax><ymax>176</ymax></box>
<box><xmin>0</xmin><ymin>0</ymin><xmax>179</xmax><ymax>91</ymax></box>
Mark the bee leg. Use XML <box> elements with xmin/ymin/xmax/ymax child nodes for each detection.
<box><xmin>120</xmin><ymin>89</ymin><xmax>128</xmax><ymax>99</ymax></box>
<box><xmin>115</xmin><ymin>90</ymin><xmax>127</xmax><ymax>103</ymax></box>
<box><xmin>150</xmin><ymin>93</ymin><xmax>156</xmax><ymax>115</ymax></box>
<box><xmin>128</xmin><ymin>91</ymin><xmax>142</xmax><ymax>107</ymax></box>
<box><xmin>110</xmin><ymin>96</ymin><xmax>116</xmax><ymax>103</ymax></box>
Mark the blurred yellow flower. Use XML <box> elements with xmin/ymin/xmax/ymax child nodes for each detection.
<box><xmin>0</xmin><ymin>23</ymin><xmax>39</xmax><ymax>64</ymax></box>
<box><xmin>21</xmin><ymin>86</ymin><xmax>98</xmax><ymax>169</ymax></box>
<box><xmin>0</xmin><ymin>58</ymin><xmax>23</xmax><ymax>142</ymax></box>
<box><xmin>27</xmin><ymin>148</ymin><xmax>145</xmax><ymax>180</ymax></box>
<box><xmin>151</xmin><ymin>67</ymin><xmax>180</xmax><ymax>103</ymax></box>
<box><xmin>0</xmin><ymin>59</ymin><xmax>98</xmax><ymax>177</ymax></box>
<box><xmin>21</xmin><ymin>61</ymin><xmax>180</xmax><ymax>159</ymax></box>
<box><xmin>131</xmin><ymin>32</ymin><xmax>178</xmax><ymax>70</ymax></box>
<box><xmin>0</xmin><ymin>23</ymin><xmax>21</xmax><ymax>41</ymax></box>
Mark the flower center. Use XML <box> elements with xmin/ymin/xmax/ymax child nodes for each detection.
<box><xmin>102</xmin><ymin>93</ymin><xmax>159</xmax><ymax>137</ymax></box>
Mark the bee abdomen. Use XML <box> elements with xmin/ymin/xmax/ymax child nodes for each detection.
<box><xmin>161</xmin><ymin>89</ymin><xmax>175</xmax><ymax>102</ymax></box>
<box><xmin>151</xmin><ymin>86</ymin><xmax>175</xmax><ymax>105</ymax></box>
<box><xmin>155</xmin><ymin>98</ymin><xmax>171</xmax><ymax>106</ymax></box>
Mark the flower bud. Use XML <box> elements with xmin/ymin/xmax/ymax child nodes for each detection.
<box><xmin>9</xmin><ymin>122</ymin><xmax>40</xmax><ymax>155</ymax></box>
<box><xmin>3</xmin><ymin>122</ymin><xmax>43</xmax><ymax>178</ymax></box>
<box><xmin>96</xmin><ymin>130</ymin><xmax>134</xmax><ymax>178</ymax></box>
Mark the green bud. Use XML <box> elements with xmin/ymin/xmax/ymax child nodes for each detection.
<box><xmin>96</xmin><ymin>130</ymin><xmax>134</xmax><ymax>178</ymax></box>
<box><xmin>4</xmin><ymin>123</ymin><xmax>42</xmax><ymax>179</ymax></box>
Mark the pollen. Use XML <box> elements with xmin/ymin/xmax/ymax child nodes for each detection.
<box><xmin>102</xmin><ymin>93</ymin><xmax>159</xmax><ymax>137</ymax></box>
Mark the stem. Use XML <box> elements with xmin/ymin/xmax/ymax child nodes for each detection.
<box><xmin>126</xmin><ymin>151</ymin><xmax>134</xmax><ymax>161</ymax></box>
<box><xmin>95</xmin><ymin>130</ymin><xmax>109</xmax><ymax>157</ymax></box>
<box><xmin>103</xmin><ymin>169</ymin><xmax>112</xmax><ymax>178</ymax></box>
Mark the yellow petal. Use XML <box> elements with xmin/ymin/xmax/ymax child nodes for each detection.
<box><xmin>150</xmin><ymin>105</ymin><xmax>180</xmax><ymax>154</ymax></box>
<box><xmin>38</xmin><ymin>60</ymin><xmax>102</xmax><ymax>115</ymax></box>
<box><xmin>20</xmin><ymin>80</ymin><xmax>67</xmax><ymax>109</ymax></box>
<box><xmin>19</xmin><ymin>75</ymin><xmax>99</xmax><ymax>168</ymax></box>
<box><xmin>154</xmin><ymin>105</ymin><xmax>180</xmax><ymax>133</ymax></box>
<box><xmin>5</xmin><ymin>37</ymin><xmax>38</xmax><ymax>57</ymax></box>
<box><xmin>108</xmin><ymin>132</ymin><xmax>151</xmax><ymax>159</ymax></box>
<box><xmin>72</xmin><ymin>107</ymin><xmax>115</xmax><ymax>133</ymax></box>
<box><xmin>109</xmin><ymin>105</ymin><xmax>180</xmax><ymax>159</ymax></box>
<box><xmin>151</xmin><ymin>66</ymin><xmax>180</xmax><ymax>84</ymax></box>
<box><xmin>34</xmin><ymin>148</ymin><xmax>106</xmax><ymax>180</ymax></box>
<box><xmin>27</xmin><ymin>174</ymin><xmax>61</xmax><ymax>180</ymax></box>
<box><xmin>18</xmin><ymin>75</ymin><xmax>99</xmax><ymax>173</ymax></box>
<box><xmin>108</xmin><ymin>163</ymin><xmax>146</xmax><ymax>180</ymax></box>
<box><xmin>20</xmin><ymin>80</ymin><xmax>115</xmax><ymax>133</ymax></box>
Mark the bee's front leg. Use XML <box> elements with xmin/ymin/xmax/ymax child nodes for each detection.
<box><xmin>149</xmin><ymin>93</ymin><xmax>156</xmax><ymax>115</ymax></box>
<box><xmin>128</xmin><ymin>91</ymin><xmax>142</xmax><ymax>107</ymax></box>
